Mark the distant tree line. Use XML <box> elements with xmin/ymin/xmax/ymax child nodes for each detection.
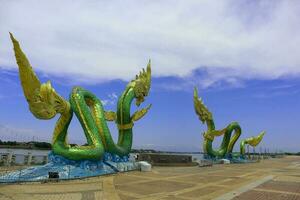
<box><xmin>0</xmin><ymin>140</ymin><xmax>52</xmax><ymax>150</ymax></box>
<box><xmin>0</xmin><ymin>140</ymin><xmax>17</xmax><ymax>146</ymax></box>
<box><xmin>285</xmin><ymin>152</ymin><xmax>300</xmax><ymax>156</ymax></box>
<box><xmin>33</xmin><ymin>142</ymin><xmax>51</xmax><ymax>149</ymax></box>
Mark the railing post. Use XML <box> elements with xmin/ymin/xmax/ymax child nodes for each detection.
<box><xmin>6</xmin><ymin>151</ymin><xmax>13</xmax><ymax>167</ymax></box>
<box><xmin>27</xmin><ymin>153</ymin><xmax>32</xmax><ymax>165</ymax></box>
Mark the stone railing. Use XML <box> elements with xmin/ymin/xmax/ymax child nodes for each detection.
<box><xmin>0</xmin><ymin>152</ymin><xmax>48</xmax><ymax>166</ymax></box>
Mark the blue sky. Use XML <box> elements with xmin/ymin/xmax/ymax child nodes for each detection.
<box><xmin>0</xmin><ymin>0</ymin><xmax>299</xmax><ymax>152</ymax></box>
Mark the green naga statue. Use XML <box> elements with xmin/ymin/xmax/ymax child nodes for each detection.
<box><xmin>10</xmin><ymin>33</ymin><xmax>151</xmax><ymax>161</ymax></box>
<box><xmin>193</xmin><ymin>87</ymin><xmax>265</xmax><ymax>158</ymax></box>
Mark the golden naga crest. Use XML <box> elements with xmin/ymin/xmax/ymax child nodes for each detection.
<box><xmin>193</xmin><ymin>87</ymin><xmax>212</xmax><ymax>123</ymax></box>
<box><xmin>10</xmin><ymin>33</ymin><xmax>69</xmax><ymax>120</ymax></box>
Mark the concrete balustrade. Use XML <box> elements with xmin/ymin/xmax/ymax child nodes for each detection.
<box><xmin>0</xmin><ymin>153</ymin><xmax>48</xmax><ymax>166</ymax></box>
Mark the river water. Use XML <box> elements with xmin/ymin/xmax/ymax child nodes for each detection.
<box><xmin>0</xmin><ymin>148</ymin><xmax>50</xmax><ymax>156</ymax></box>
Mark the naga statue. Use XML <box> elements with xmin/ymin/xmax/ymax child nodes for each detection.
<box><xmin>10</xmin><ymin>33</ymin><xmax>151</xmax><ymax>161</ymax></box>
<box><xmin>193</xmin><ymin>87</ymin><xmax>265</xmax><ymax>158</ymax></box>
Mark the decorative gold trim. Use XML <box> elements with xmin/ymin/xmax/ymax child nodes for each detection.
<box><xmin>104</xmin><ymin>111</ymin><xmax>117</xmax><ymax>121</ymax></box>
<box><xmin>118</xmin><ymin>122</ymin><xmax>134</xmax><ymax>130</ymax></box>
<box><xmin>203</xmin><ymin>132</ymin><xmax>214</xmax><ymax>141</ymax></box>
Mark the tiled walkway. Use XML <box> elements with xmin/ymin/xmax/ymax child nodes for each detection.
<box><xmin>0</xmin><ymin>156</ymin><xmax>299</xmax><ymax>200</ymax></box>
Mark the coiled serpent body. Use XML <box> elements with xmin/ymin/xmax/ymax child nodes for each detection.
<box><xmin>10</xmin><ymin>33</ymin><xmax>151</xmax><ymax>161</ymax></box>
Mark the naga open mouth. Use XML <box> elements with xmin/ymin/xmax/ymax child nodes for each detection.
<box><xmin>135</xmin><ymin>96</ymin><xmax>145</xmax><ymax>106</ymax></box>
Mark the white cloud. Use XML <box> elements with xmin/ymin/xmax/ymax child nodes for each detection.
<box><xmin>101</xmin><ymin>92</ymin><xmax>118</xmax><ymax>105</ymax></box>
<box><xmin>0</xmin><ymin>0</ymin><xmax>300</xmax><ymax>85</ymax></box>
<box><xmin>153</xmin><ymin>67</ymin><xmax>246</xmax><ymax>91</ymax></box>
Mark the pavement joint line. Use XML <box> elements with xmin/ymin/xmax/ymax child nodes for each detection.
<box><xmin>116</xmin><ymin>190</ymin><xmax>145</xmax><ymax>199</ymax></box>
<box><xmin>24</xmin><ymin>189</ymin><xmax>101</xmax><ymax>195</ymax></box>
<box><xmin>134</xmin><ymin>193</ymin><xmax>196</xmax><ymax>200</ymax></box>
<box><xmin>115</xmin><ymin>179</ymin><xmax>157</xmax><ymax>186</ymax></box>
<box><xmin>129</xmin><ymin>190</ymin><xmax>197</xmax><ymax>200</ymax></box>
<box><xmin>118</xmin><ymin>175</ymin><xmax>236</xmax><ymax>193</ymax></box>
<box><xmin>215</xmin><ymin>179</ymin><xmax>252</xmax><ymax>188</ymax></box>
<box><xmin>103</xmin><ymin>177</ymin><xmax>120</xmax><ymax>200</ymax></box>
<box><xmin>115</xmin><ymin>175</ymin><xmax>196</xmax><ymax>186</ymax></box>
<box><xmin>177</xmin><ymin>176</ymin><xmax>263</xmax><ymax>198</ymax></box>
<box><xmin>237</xmin><ymin>171</ymin><xmax>261</xmax><ymax>178</ymax></box>
<box><xmin>253</xmin><ymin>188</ymin><xmax>300</xmax><ymax>196</ymax></box>
<box><xmin>119</xmin><ymin>173</ymin><xmax>154</xmax><ymax>180</ymax></box>
<box><xmin>122</xmin><ymin>173</ymin><xmax>159</xmax><ymax>180</ymax></box>
<box><xmin>115</xmin><ymin>176</ymin><xmax>227</xmax><ymax>199</ymax></box>
<box><xmin>274</xmin><ymin>176</ymin><xmax>300</xmax><ymax>182</ymax></box>
<box><xmin>212</xmin><ymin>175</ymin><xmax>274</xmax><ymax>200</ymax></box>
<box><xmin>166</xmin><ymin>177</ymin><xmax>240</xmax><ymax>186</ymax></box>
<box><xmin>155</xmin><ymin>178</ymin><xmax>232</xmax><ymax>197</ymax></box>
<box><xmin>13</xmin><ymin>184</ymin><xmax>103</xmax><ymax>194</ymax></box>
<box><xmin>120</xmin><ymin>171</ymin><xmax>210</xmax><ymax>183</ymax></box>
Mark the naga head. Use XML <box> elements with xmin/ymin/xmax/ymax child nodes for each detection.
<box><xmin>132</xmin><ymin>60</ymin><xmax>151</xmax><ymax>106</ymax></box>
<box><xmin>193</xmin><ymin>87</ymin><xmax>212</xmax><ymax>124</ymax></box>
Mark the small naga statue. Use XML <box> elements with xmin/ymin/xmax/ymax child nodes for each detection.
<box><xmin>193</xmin><ymin>87</ymin><xmax>265</xmax><ymax>158</ymax></box>
<box><xmin>10</xmin><ymin>33</ymin><xmax>151</xmax><ymax>161</ymax></box>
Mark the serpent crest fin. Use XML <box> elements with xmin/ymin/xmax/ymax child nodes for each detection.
<box><xmin>10</xmin><ymin>33</ymin><xmax>68</xmax><ymax>119</ymax></box>
<box><xmin>104</xmin><ymin>111</ymin><xmax>117</xmax><ymax>121</ymax></box>
<box><xmin>244</xmin><ymin>131</ymin><xmax>266</xmax><ymax>147</ymax></box>
<box><xmin>131</xmin><ymin>104</ymin><xmax>152</xmax><ymax>121</ymax></box>
<box><xmin>193</xmin><ymin>87</ymin><xmax>212</xmax><ymax>123</ymax></box>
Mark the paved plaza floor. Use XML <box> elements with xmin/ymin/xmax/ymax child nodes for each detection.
<box><xmin>0</xmin><ymin>156</ymin><xmax>299</xmax><ymax>200</ymax></box>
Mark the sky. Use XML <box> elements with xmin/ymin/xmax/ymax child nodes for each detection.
<box><xmin>0</xmin><ymin>0</ymin><xmax>299</xmax><ymax>152</ymax></box>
